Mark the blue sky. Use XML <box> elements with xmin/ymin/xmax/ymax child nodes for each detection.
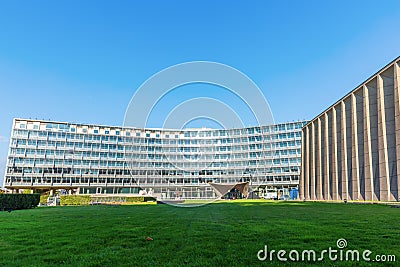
<box><xmin>1</xmin><ymin>1</ymin><xmax>400</xmax><ymax>184</ymax></box>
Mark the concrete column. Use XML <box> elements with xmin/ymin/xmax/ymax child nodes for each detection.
<box><xmin>317</xmin><ymin>118</ymin><xmax>323</xmax><ymax>199</ymax></box>
<box><xmin>341</xmin><ymin>101</ymin><xmax>349</xmax><ymax>200</ymax></box>
<box><xmin>305</xmin><ymin>126</ymin><xmax>310</xmax><ymax>200</ymax></box>
<box><xmin>332</xmin><ymin>107</ymin><xmax>339</xmax><ymax>200</ymax></box>
<box><xmin>300</xmin><ymin>128</ymin><xmax>306</xmax><ymax>200</ymax></box>
<box><xmin>377</xmin><ymin>74</ymin><xmax>391</xmax><ymax>201</ymax></box>
<box><xmin>394</xmin><ymin>62</ymin><xmax>400</xmax><ymax>201</ymax></box>
<box><xmin>351</xmin><ymin>94</ymin><xmax>361</xmax><ymax>200</ymax></box>
<box><xmin>324</xmin><ymin>113</ymin><xmax>330</xmax><ymax>200</ymax></box>
<box><xmin>310</xmin><ymin>122</ymin><xmax>316</xmax><ymax>200</ymax></box>
<box><xmin>363</xmin><ymin>85</ymin><xmax>374</xmax><ymax>201</ymax></box>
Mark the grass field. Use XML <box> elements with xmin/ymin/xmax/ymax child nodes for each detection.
<box><xmin>0</xmin><ymin>200</ymin><xmax>398</xmax><ymax>266</ymax></box>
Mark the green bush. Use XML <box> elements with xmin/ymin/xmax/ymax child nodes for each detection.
<box><xmin>125</xmin><ymin>196</ymin><xmax>156</xmax><ymax>202</ymax></box>
<box><xmin>0</xmin><ymin>194</ymin><xmax>40</xmax><ymax>211</ymax></box>
<box><xmin>39</xmin><ymin>194</ymin><xmax>49</xmax><ymax>205</ymax></box>
<box><xmin>60</xmin><ymin>195</ymin><xmax>90</xmax><ymax>206</ymax></box>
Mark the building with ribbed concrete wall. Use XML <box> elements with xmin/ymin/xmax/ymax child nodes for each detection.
<box><xmin>300</xmin><ymin>57</ymin><xmax>400</xmax><ymax>202</ymax></box>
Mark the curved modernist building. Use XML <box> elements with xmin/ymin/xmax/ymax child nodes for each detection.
<box><xmin>301</xmin><ymin>56</ymin><xmax>400</xmax><ymax>202</ymax></box>
<box><xmin>4</xmin><ymin>119</ymin><xmax>306</xmax><ymax>199</ymax></box>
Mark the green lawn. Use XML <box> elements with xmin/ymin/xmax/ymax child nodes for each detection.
<box><xmin>0</xmin><ymin>200</ymin><xmax>398</xmax><ymax>266</ymax></box>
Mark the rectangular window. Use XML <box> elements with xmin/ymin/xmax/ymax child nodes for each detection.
<box><xmin>48</xmin><ymin>132</ymin><xmax>57</xmax><ymax>139</ymax></box>
<box><xmin>109</xmin><ymin>144</ymin><xmax>116</xmax><ymax>150</ymax></box>
<box><xmin>17</xmin><ymin>139</ymin><xmax>27</xmax><ymax>145</ymax></box>
<box><xmin>29</xmin><ymin>131</ymin><xmax>38</xmax><ymax>137</ymax></box>
<box><xmin>27</xmin><ymin>140</ymin><xmax>36</xmax><ymax>146</ymax></box>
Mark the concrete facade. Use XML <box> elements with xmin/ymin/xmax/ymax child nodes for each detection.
<box><xmin>301</xmin><ymin>57</ymin><xmax>400</xmax><ymax>201</ymax></box>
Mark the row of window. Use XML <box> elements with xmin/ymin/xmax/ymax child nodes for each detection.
<box><xmin>12</xmin><ymin>138</ymin><xmax>302</xmax><ymax>151</ymax></box>
<box><xmin>9</xmin><ymin>148</ymin><xmax>301</xmax><ymax>162</ymax></box>
<box><xmin>12</xmin><ymin>129</ymin><xmax>302</xmax><ymax>142</ymax></box>
<box><xmin>7</xmin><ymin>176</ymin><xmax>300</xmax><ymax>186</ymax></box>
<box><xmin>8</xmin><ymin>165</ymin><xmax>300</xmax><ymax>176</ymax></box>
<box><xmin>10</xmin><ymin>156</ymin><xmax>300</xmax><ymax>168</ymax></box>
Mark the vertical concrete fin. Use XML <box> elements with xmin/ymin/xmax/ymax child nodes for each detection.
<box><xmin>305</xmin><ymin>126</ymin><xmax>310</xmax><ymax>199</ymax></box>
<box><xmin>324</xmin><ymin>113</ymin><xmax>330</xmax><ymax>200</ymax></box>
<box><xmin>332</xmin><ymin>106</ymin><xmax>339</xmax><ymax>200</ymax></box>
<box><xmin>300</xmin><ymin>128</ymin><xmax>306</xmax><ymax>200</ymax></box>
<box><xmin>351</xmin><ymin>94</ymin><xmax>361</xmax><ymax>200</ymax></box>
<box><xmin>394</xmin><ymin>61</ymin><xmax>400</xmax><ymax>201</ymax></box>
<box><xmin>363</xmin><ymin>85</ymin><xmax>374</xmax><ymax>201</ymax></box>
<box><xmin>341</xmin><ymin>101</ymin><xmax>349</xmax><ymax>200</ymax></box>
<box><xmin>317</xmin><ymin>118</ymin><xmax>323</xmax><ymax>199</ymax></box>
<box><xmin>377</xmin><ymin>74</ymin><xmax>390</xmax><ymax>201</ymax></box>
<box><xmin>310</xmin><ymin>122</ymin><xmax>316</xmax><ymax>200</ymax></box>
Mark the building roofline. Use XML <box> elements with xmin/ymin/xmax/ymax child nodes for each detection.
<box><xmin>13</xmin><ymin>118</ymin><xmax>308</xmax><ymax>132</ymax></box>
<box><xmin>303</xmin><ymin>56</ymin><xmax>400</xmax><ymax>129</ymax></box>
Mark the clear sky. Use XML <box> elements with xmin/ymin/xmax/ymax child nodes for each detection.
<box><xmin>1</xmin><ymin>0</ymin><xmax>400</xmax><ymax>185</ymax></box>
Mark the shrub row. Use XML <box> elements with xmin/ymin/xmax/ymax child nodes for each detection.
<box><xmin>0</xmin><ymin>194</ymin><xmax>156</xmax><ymax>209</ymax></box>
<box><xmin>0</xmin><ymin>194</ymin><xmax>40</xmax><ymax>211</ymax></box>
<box><xmin>125</xmin><ymin>196</ymin><xmax>156</xmax><ymax>203</ymax></box>
<box><xmin>59</xmin><ymin>195</ymin><xmax>156</xmax><ymax>205</ymax></box>
<box><xmin>60</xmin><ymin>195</ymin><xmax>91</xmax><ymax>206</ymax></box>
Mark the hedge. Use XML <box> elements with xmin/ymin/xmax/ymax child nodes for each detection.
<box><xmin>60</xmin><ymin>195</ymin><xmax>90</xmax><ymax>206</ymax></box>
<box><xmin>60</xmin><ymin>195</ymin><xmax>156</xmax><ymax>205</ymax></box>
<box><xmin>0</xmin><ymin>194</ymin><xmax>40</xmax><ymax>211</ymax></box>
<box><xmin>125</xmin><ymin>196</ymin><xmax>156</xmax><ymax>203</ymax></box>
<box><xmin>0</xmin><ymin>194</ymin><xmax>156</xmax><ymax>208</ymax></box>
<box><xmin>45</xmin><ymin>195</ymin><xmax>157</xmax><ymax>206</ymax></box>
